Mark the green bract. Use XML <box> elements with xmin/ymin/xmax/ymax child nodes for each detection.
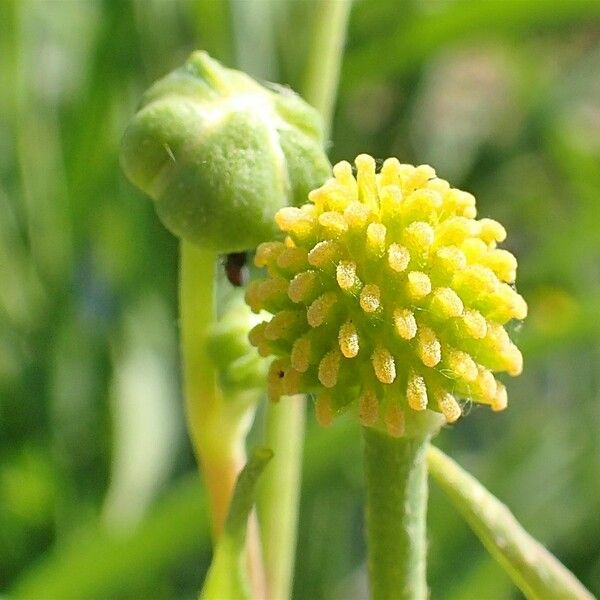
<box><xmin>120</xmin><ymin>51</ymin><xmax>331</xmax><ymax>252</ymax></box>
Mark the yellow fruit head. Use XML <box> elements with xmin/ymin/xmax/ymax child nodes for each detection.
<box><xmin>247</xmin><ymin>155</ymin><xmax>526</xmax><ymax>436</ymax></box>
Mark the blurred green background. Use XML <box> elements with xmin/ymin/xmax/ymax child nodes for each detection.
<box><xmin>2</xmin><ymin>0</ymin><xmax>600</xmax><ymax>598</ymax></box>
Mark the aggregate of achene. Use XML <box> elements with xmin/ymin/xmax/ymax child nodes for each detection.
<box><xmin>246</xmin><ymin>154</ymin><xmax>527</xmax><ymax>437</ymax></box>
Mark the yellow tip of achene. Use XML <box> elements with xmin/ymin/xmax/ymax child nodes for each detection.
<box><xmin>344</xmin><ymin>202</ymin><xmax>371</xmax><ymax>230</ymax></box>
<box><xmin>446</xmin><ymin>347</ymin><xmax>478</xmax><ymax>382</ymax></box>
<box><xmin>505</xmin><ymin>345</ymin><xmax>523</xmax><ymax>377</ymax></box>
<box><xmin>454</xmin><ymin>265</ymin><xmax>498</xmax><ymax>296</ymax></box>
<box><xmin>315</xmin><ymin>392</ymin><xmax>334</xmax><ymax>427</ymax></box>
<box><xmin>245</xmin><ymin>277</ymin><xmax>288</xmax><ymax>312</ymax></box>
<box><xmin>406</xmin><ymin>271</ymin><xmax>431</xmax><ymax>301</ymax></box>
<box><xmin>360</xmin><ymin>284</ymin><xmax>381</xmax><ymax>313</ymax></box>
<box><xmin>403</xmin><ymin>221</ymin><xmax>434</xmax><ymax>253</ymax></box>
<box><xmin>385</xmin><ymin>403</ymin><xmax>405</xmax><ymax>438</ymax></box>
<box><xmin>435</xmin><ymin>246</ymin><xmax>468</xmax><ymax>274</ymax></box>
<box><xmin>282</xmin><ymin>367</ymin><xmax>302</xmax><ymax>396</ymax></box>
<box><xmin>264</xmin><ymin>310</ymin><xmax>302</xmax><ymax>341</ymax></box>
<box><xmin>248</xmin><ymin>154</ymin><xmax>526</xmax><ymax>429</ymax></box>
<box><xmin>244</xmin><ymin>281</ymin><xmax>264</xmax><ymax>313</ymax></box>
<box><xmin>277</xmin><ymin>246</ymin><xmax>308</xmax><ymax>271</ymax></box>
<box><xmin>380</xmin><ymin>157</ymin><xmax>401</xmax><ymax>185</ymax></box>
<box><xmin>388</xmin><ymin>243</ymin><xmax>410</xmax><ymax>273</ymax></box>
<box><xmin>319</xmin><ymin>211</ymin><xmax>348</xmax><ymax>238</ymax></box>
<box><xmin>407</xmin><ymin>369</ymin><xmax>428</xmax><ymax>411</ymax></box>
<box><xmin>307</xmin><ymin>239</ymin><xmax>341</xmax><ymax>269</ymax></box>
<box><xmin>288</xmin><ymin>270</ymin><xmax>318</xmax><ymax>304</ymax></box>
<box><xmin>332</xmin><ymin>160</ymin><xmax>354</xmax><ymax>184</ymax></box>
<box><xmin>275</xmin><ymin>207</ymin><xmax>314</xmax><ymax>239</ymax></box>
<box><xmin>430</xmin><ymin>287</ymin><xmax>464</xmax><ymax>319</ymax></box>
<box><xmin>291</xmin><ymin>336</ymin><xmax>311</xmax><ymax>373</ymax></box>
<box><xmin>461</xmin><ymin>309</ymin><xmax>487</xmax><ymax>339</ymax></box>
<box><xmin>511</xmin><ymin>292</ymin><xmax>528</xmax><ymax>321</ymax></box>
<box><xmin>356</xmin><ymin>157</ymin><xmax>379</xmax><ymax>211</ymax></box>
<box><xmin>255</xmin><ymin>241</ymin><xmax>285</xmax><ymax>268</ymax></box>
<box><xmin>436</xmin><ymin>216</ymin><xmax>477</xmax><ymax>246</ymax></box>
<box><xmin>475</xmin><ymin>367</ymin><xmax>497</xmax><ymax>403</ymax></box>
<box><xmin>491</xmin><ymin>381</ymin><xmax>508</xmax><ymax>412</ymax></box>
<box><xmin>307</xmin><ymin>292</ymin><xmax>337</xmax><ymax>328</ymax></box>
<box><xmin>359</xmin><ymin>389</ymin><xmax>379</xmax><ymax>426</ymax></box>
<box><xmin>339</xmin><ymin>320</ymin><xmax>360</xmax><ymax>358</ymax></box>
<box><xmin>394</xmin><ymin>308</ymin><xmax>417</xmax><ymax>340</ymax></box>
<box><xmin>366</xmin><ymin>223</ymin><xmax>387</xmax><ymax>257</ymax></box>
<box><xmin>485</xmin><ymin>248</ymin><xmax>518</xmax><ymax>283</ymax></box>
<box><xmin>372</xmin><ymin>346</ymin><xmax>396</xmax><ymax>384</ymax></box>
<box><xmin>318</xmin><ymin>350</ymin><xmax>341</xmax><ymax>388</ymax></box>
<box><xmin>355</xmin><ymin>153</ymin><xmax>376</xmax><ymax>171</ymax></box>
<box><xmin>248</xmin><ymin>322</ymin><xmax>268</xmax><ymax>349</ymax></box>
<box><xmin>437</xmin><ymin>391</ymin><xmax>462</xmax><ymax>423</ymax></box>
<box><xmin>336</xmin><ymin>260</ymin><xmax>359</xmax><ymax>291</ymax></box>
<box><xmin>478</xmin><ymin>218</ymin><xmax>506</xmax><ymax>243</ymax></box>
<box><xmin>379</xmin><ymin>186</ymin><xmax>402</xmax><ymax>221</ymax></box>
<box><xmin>416</xmin><ymin>326</ymin><xmax>441</xmax><ymax>368</ymax></box>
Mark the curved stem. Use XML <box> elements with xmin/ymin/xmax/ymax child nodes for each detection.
<box><xmin>179</xmin><ymin>241</ymin><xmax>264</xmax><ymax>597</ymax></box>
<box><xmin>428</xmin><ymin>446</ymin><xmax>594</xmax><ymax>600</ymax></box>
<box><xmin>362</xmin><ymin>427</ymin><xmax>431</xmax><ymax>600</ymax></box>
<box><xmin>180</xmin><ymin>241</ymin><xmax>226</xmax><ymax>533</ymax></box>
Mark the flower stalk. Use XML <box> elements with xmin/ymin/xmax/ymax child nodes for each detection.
<box><xmin>362</xmin><ymin>409</ymin><xmax>444</xmax><ymax>600</ymax></box>
<box><xmin>179</xmin><ymin>241</ymin><xmax>264</xmax><ymax>597</ymax></box>
<box><xmin>179</xmin><ymin>241</ymin><xmax>227</xmax><ymax>534</ymax></box>
<box><xmin>258</xmin><ymin>396</ymin><xmax>305</xmax><ymax>600</ymax></box>
<box><xmin>362</xmin><ymin>427</ymin><xmax>430</xmax><ymax>600</ymax></box>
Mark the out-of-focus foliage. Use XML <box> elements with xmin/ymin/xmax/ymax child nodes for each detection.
<box><xmin>1</xmin><ymin>0</ymin><xmax>600</xmax><ymax>598</ymax></box>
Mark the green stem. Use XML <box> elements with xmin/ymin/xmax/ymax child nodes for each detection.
<box><xmin>179</xmin><ymin>241</ymin><xmax>264</xmax><ymax>597</ymax></box>
<box><xmin>362</xmin><ymin>427</ymin><xmax>431</xmax><ymax>600</ymax></box>
<box><xmin>180</xmin><ymin>241</ymin><xmax>230</xmax><ymax>534</ymax></box>
<box><xmin>301</xmin><ymin>0</ymin><xmax>352</xmax><ymax>133</ymax></box>
<box><xmin>427</xmin><ymin>446</ymin><xmax>594</xmax><ymax>600</ymax></box>
<box><xmin>258</xmin><ymin>396</ymin><xmax>305</xmax><ymax>600</ymax></box>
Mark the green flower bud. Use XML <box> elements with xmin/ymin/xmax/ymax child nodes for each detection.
<box><xmin>120</xmin><ymin>51</ymin><xmax>331</xmax><ymax>252</ymax></box>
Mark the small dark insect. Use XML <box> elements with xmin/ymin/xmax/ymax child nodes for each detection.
<box><xmin>224</xmin><ymin>252</ymin><xmax>248</xmax><ymax>287</ymax></box>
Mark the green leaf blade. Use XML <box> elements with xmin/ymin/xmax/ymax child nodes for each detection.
<box><xmin>201</xmin><ymin>447</ymin><xmax>274</xmax><ymax>600</ymax></box>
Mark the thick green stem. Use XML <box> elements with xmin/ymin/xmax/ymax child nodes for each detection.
<box><xmin>362</xmin><ymin>427</ymin><xmax>431</xmax><ymax>600</ymax></box>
